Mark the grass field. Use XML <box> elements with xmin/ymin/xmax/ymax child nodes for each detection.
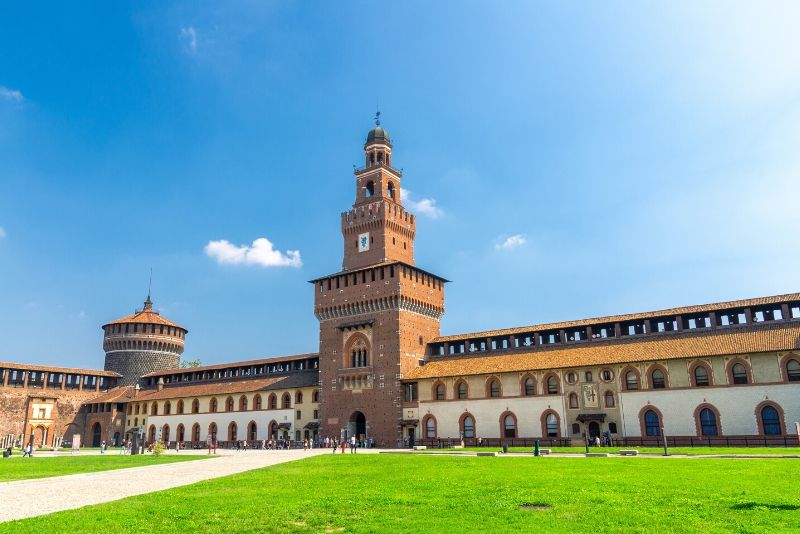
<box><xmin>0</xmin><ymin>454</ymin><xmax>209</xmax><ymax>482</ymax></box>
<box><xmin>441</xmin><ymin>446</ymin><xmax>800</xmax><ymax>455</ymax></box>
<box><xmin>2</xmin><ymin>454</ymin><xmax>799</xmax><ymax>533</ymax></box>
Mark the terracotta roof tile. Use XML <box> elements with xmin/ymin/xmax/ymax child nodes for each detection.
<box><xmin>0</xmin><ymin>361</ymin><xmax>121</xmax><ymax>377</ymax></box>
<box><xmin>86</xmin><ymin>386</ymin><xmax>137</xmax><ymax>403</ymax></box>
<box><xmin>103</xmin><ymin>309</ymin><xmax>185</xmax><ymax>330</ymax></box>
<box><xmin>141</xmin><ymin>353</ymin><xmax>319</xmax><ymax>378</ymax></box>
<box><xmin>432</xmin><ymin>292</ymin><xmax>800</xmax><ymax>343</ymax></box>
<box><xmin>135</xmin><ymin>371</ymin><xmax>319</xmax><ymax>401</ymax></box>
<box><xmin>406</xmin><ymin>322</ymin><xmax>800</xmax><ymax>380</ymax></box>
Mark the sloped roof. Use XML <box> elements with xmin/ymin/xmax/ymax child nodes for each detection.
<box><xmin>135</xmin><ymin>371</ymin><xmax>319</xmax><ymax>401</ymax></box>
<box><xmin>0</xmin><ymin>361</ymin><xmax>121</xmax><ymax>377</ymax></box>
<box><xmin>406</xmin><ymin>322</ymin><xmax>800</xmax><ymax>380</ymax></box>
<box><xmin>86</xmin><ymin>386</ymin><xmax>137</xmax><ymax>403</ymax></box>
<box><xmin>141</xmin><ymin>353</ymin><xmax>319</xmax><ymax>378</ymax></box>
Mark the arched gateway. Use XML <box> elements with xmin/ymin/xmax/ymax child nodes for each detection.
<box><xmin>349</xmin><ymin>411</ymin><xmax>366</xmax><ymax>439</ymax></box>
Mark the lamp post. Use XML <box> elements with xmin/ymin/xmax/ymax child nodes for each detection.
<box><xmin>661</xmin><ymin>426</ymin><xmax>670</xmax><ymax>456</ymax></box>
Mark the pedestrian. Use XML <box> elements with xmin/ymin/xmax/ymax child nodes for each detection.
<box><xmin>350</xmin><ymin>435</ymin><xmax>357</xmax><ymax>454</ymax></box>
<box><xmin>340</xmin><ymin>439</ymin><xmax>346</xmax><ymax>454</ymax></box>
<box><xmin>100</xmin><ymin>440</ymin><xmax>106</xmax><ymax>454</ymax></box>
<box><xmin>176</xmin><ymin>441</ymin><xmax>181</xmax><ymax>453</ymax></box>
<box><xmin>22</xmin><ymin>443</ymin><xmax>32</xmax><ymax>458</ymax></box>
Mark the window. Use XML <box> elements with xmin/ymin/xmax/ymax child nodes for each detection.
<box><xmin>312</xmin><ymin>390</ymin><xmax>319</xmax><ymax>402</ymax></box>
<box><xmin>240</xmin><ymin>396</ymin><xmax>248</xmax><ymax>411</ymax></box>
<box><xmin>226</xmin><ymin>397</ymin><xmax>234</xmax><ymax>412</ymax></box>
<box><xmin>693</xmin><ymin>365</ymin><xmax>710</xmax><ymax>387</ymax></box>
<box><xmin>177</xmin><ymin>400</ymin><xmax>184</xmax><ymax>414</ymax></box>
<box><xmin>523</xmin><ymin>377</ymin><xmax>535</xmax><ymax>396</ymax></box>
<box><xmin>568</xmin><ymin>393</ymin><xmax>579</xmax><ymax>409</ymax></box>
<box><xmin>488</xmin><ymin>379</ymin><xmax>501</xmax><ymax>398</ymax></box>
<box><xmin>192</xmin><ymin>423</ymin><xmax>200</xmax><ymax>442</ymax></box>
<box><xmin>462</xmin><ymin>415</ymin><xmax>475</xmax><ymax>438</ymax></box>
<box><xmin>456</xmin><ymin>381</ymin><xmax>468</xmax><ymax>399</ymax></box>
<box><xmin>625</xmin><ymin>371</ymin><xmax>639</xmax><ymax>390</ymax></box>
<box><xmin>254</xmin><ymin>395</ymin><xmax>262</xmax><ymax>410</ymax></box>
<box><xmin>761</xmin><ymin>405</ymin><xmax>782</xmax><ymax>435</ymax></box>
<box><xmin>566</xmin><ymin>372</ymin><xmax>577</xmax><ymax>384</ymax></box>
<box><xmin>731</xmin><ymin>363</ymin><xmax>748</xmax><ymax>384</ymax></box>
<box><xmin>404</xmin><ymin>383</ymin><xmax>418</xmax><ymax>402</ymax></box>
<box><xmin>192</xmin><ymin>399</ymin><xmax>199</xmax><ymax>414</ymax></box>
<box><xmin>545</xmin><ymin>414</ymin><xmax>559</xmax><ymax>437</ymax></box>
<box><xmin>608</xmin><ymin>422</ymin><xmax>618</xmax><ymax>433</ymax></box>
<box><xmin>210</xmin><ymin>398</ymin><xmax>218</xmax><ymax>413</ymax></box>
<box><xmin>434</xmin><ymin>383</ymin><xmax>445</xmax><ymax>401</ymax></box>
<box><xmin>604</xmin><ymin>391</ymin><xmax>615</xmax><ymax>408</ymax></box>
<box><xmin>296</xmin><ymin>391</ymin><xmax>303</xmax><ymax>404</ymax></box>
<box><xmin>644</xmin><ymin>410</ymin><xmax>661</xmax><ymax>436</ymax></box>
<box><xmin>269</xmin><ymin>394</ymin><xmax>277</xmax><ymax>410</ymax></box>
<box><xmin>601</xmin><ymin>369</ymin><xmax>613</xmax><ymax>382</ymax></box>
<box><xmin>584</xmin><ymin>371</ymin><xmax>593</xmax><ymax>382</ymax></box>
<box><xmin>229</xmin><ymin>422</ymin><xmax>238</xmax><ymax>441</ymax></box>
<box><xmin>546</xmin><ymin>376</ymin><xmax>559</xmax><ymax>394</ymax></box>
<box><xmin>164</xmin><ymin>401</ymin><xmax>172</xmax><ymax>415</ymax></box>
<box><xmin>651</xmin><ymin>369</ymin><xmax>666</xmax><ymax>389</ymax></box>
<box><xmin>699</xmin><ymin>408</ymin><xmax>718</xmax><ymax>436</ymax></box>
<box><xmin>296</xmin><ymin>410</ymin><xmax>301</xmax><ymax>420</ymax></box>
<box><xmin>151</xmin><ymin>403</ymin><xmax>158</xmax><ymax>416</ymax></box>
<box><xmin>313</xmin><ymin>409</ymin><xmax>319</xmax><ymax>419</ymax></box>
<box><xmin>425</xmin><ymin>417</ymin><xmax>436</xmax><ymax>438</ymax></box>
<box><xmin>503</xmin><ymin>414</ymin><xmax>516</xmax><ymax>438</ymax></box>
<box><xmin>571</xmin><ymin>423</ymin><xmax>580</xmax><ymax>434</ymax></box>
<box><xmin>786</xmin><ymin>359</ymin><xmax>800</xmax><ymax>381</ymax></box>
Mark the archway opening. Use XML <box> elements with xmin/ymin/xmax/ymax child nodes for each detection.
<box><xmin>349</xmin><ymin>411</ymin><xmax>366</xmax><ymax>439</ymax></box>
<box><xmin>588</xmin><ymin>421</ymin><xmax>601</xmax><ymax>440</ymax></box>
<box><xmin>91</xmin><ymin>423</ymin><xmax>102</xmax><ymax>447</ymax></box>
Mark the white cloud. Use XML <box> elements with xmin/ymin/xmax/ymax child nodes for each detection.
<box><xmin>401</xmin><ymin>189</ymin><xmax>443</xmax><ymax>219</ymax></box>
<box><xmin>181</xmin><ymin>26</ymin><xmax>198</xmax><ymax>52</ymax></box>
<box><xmin>0</xmin><ymin>227</ymin><xmax>5</xmax><ymax>239</ymax></box>
<box><xmin>204</xmin><ymin>237</ymin><xmax>302</xmax><ymax>268</ymax></box>
<box><xmin>496</xmin><ymin>234</ymin><xmax>526</xmax><ymax>250</ymax></box>
<box><xmin>0</xmin><ymin>86</ymin><xmax>23</xmax><ymax>102</ymax></box>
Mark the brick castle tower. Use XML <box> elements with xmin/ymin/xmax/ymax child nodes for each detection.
<box><xmin>313</xmin><ymin>118</ymin><xmax>447</xmax><ymax>446</ymax></box>
<box><xmin>102</xmin><ymin>296</ymin><xmax>187</xmax><ymax>386</ymax></box>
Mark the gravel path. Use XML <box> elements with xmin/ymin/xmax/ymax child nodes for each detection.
<box><xmin>0</xmin><ymin>449</ymin><xmax>347</xmax><ymax>523</ymax></box>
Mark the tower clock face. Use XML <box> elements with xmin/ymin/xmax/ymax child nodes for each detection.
<box><xmin>358</xmin><ymin>232</ymin><xmax>370</xmax><ymax>252</ymax></box>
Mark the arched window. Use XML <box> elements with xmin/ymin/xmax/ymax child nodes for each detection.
<box><xmin>162</xmin><ymin>425</ymin><xmax>170</xmax><ymax>443</ymax></box>
<box><xmin>568</xmin><ymin>392</ymin><xmax>579</xmax><ymax>409</ymax></box>
<box><xmin>424</xmin><ymin>416</ymin><xmax>437</xmax><ymax>439</ymax></box>
<box><xmin>282</xmin><ymin>393</ymin><xmax>291</xmax><ymax>409</ymax></box>
<box><xmin>192</xmin><ymin>423</ymin><xmax>200</xmax><ymax>442</ymax></box>
<box><xmin>731</xmin><ymin>363</ymin><xmax>748</xmax><ymax>384</ymax></box>
<box><xmin>151</xmin><ymin>403</ymin><xmax>158</xmax><ymax>416</ymax></box>
<box><xmin>502</xmin><ymin>414</ymin><xmax>517</xmax><ymax>438</ymax></box>
<box><xmin>625</xmin><ymin>370</ymin><xmax>639</xmax><ymax>391</ymax></box>
<box><xmin>239</xmin><ymin>396</ymin><xmax>248</xmax><ymax>411</ymax></box>
<box><xmin>228</xmin><ymin>422</ymin><xmax>237</xmax><ymax>441</ymax></box>
<box><xmin>135</xmin><ymin>404</ymin><xmax>140</xmax><ymax>415</ymax></box>
<box><xmin>388</xmin><ymin>182</ymin><xmax>395</xmax><ymax>199</ymax></box>
<box><xmin>546</xmin><ymin>375</ymin><xmax>559</xmax><ymax>395</ymax></box>
<box><xmin>349</xmin><ymin>336</ymin><xmax>370</xmax><ymax>368</ymax></box>
<box><xmin>148</xmin><ymin>425</ymin><xmax>156</xmax><ymax>443</ymax></box>
<box><xmin>650</xmin><ymin>368</ymin><xmax>666</xmax><ymax>389</ymax></box>
<box><xmin>461</xmin><ymin>415</ymin><xmax>475</xmax><ymax>438</ymax></box>
<box><xmin>522</xmin><ymin>376</ymin><xmax>535</xmax><ymax>396</ymax></box>
<box><xmin>644</xmin><ymin>410</ymin><xmax>661</xmax><ymax>436</ymax></box>
<box><xmin>785</xmin><ymin>359</ymin><xmax>800</xmax><ymax>381</ymax></box>
<box><xmin>177</xmin><ymin>400</ymin><xmax>184</xmax><ymax>415</ymax></box>
<box><xmin>456</xmin><ymin>381</ymin><xmax>468</xmax><ymax>399</ymax></box>
<box><xmin>269</xmin><ymin>394</ymin><xmax>277</xmax><ymax>410</ymax></box>
<box><xmin>760</xmin><ymin>405</ymin><xmax>781</xmax><ymax>435</ymax></box>
<box><xmin>698</xmin><ymin>407</ymin><xmax>718</xmax><ymax>436</ymax></box>
<box><xmin>544</xmin><ymin>413</ymin><xmax>559</xmax><ymax>437</ymax></box>
<box><xmin>209</xmin><ymin>398</ymin><xmax>218</xmax><ymax>413</ymax></box>
<box><xmin>192</xmin><ymin>399</ymin><xmax>199</xmax><ymax>414</ymax></box>
<box><xmin>604</xmin><ymin>391</ymin><xmax>615</xmax><ymax>407</ymax></box>
<box><xmin>248</xmin><ymin>421</ymin><xmax>257</xmax><ymax>441</ymax></box>
<box><xmin>488</xmin><ymin>379</ymin><xmax>501</xmax><ymax>398</ymax></box>
<box><xmin>208</xmin><ymin>423</ymin><xmax>217</xmax><ymax>440</ymax></box>
<box><xmin>164</xmin><ymin>401</ymin><xmax>172</xmax><ymax>415</ymax></box>
<box><xmin>693</xmin><ymin>365</ymin><xmax>710</xmax><ymax>387</ymax></box>
<box><xmin>365</xmin><ymin>181</ymin><xmax>375</xmax><ymax>197</ymax></box>
<box><xmin>312</xmin><ymin>390</ymin><xmax>319</xmax><ymax>402</ymax></box>
<box><xmin>434</xmin><ymin>382</ymin><xmax>445</xmax><ymax>401</ymax></box>
<box><xmin>295</xmin><ymin>391</ymin><xmax>303</xmax><ymax>404</ymax></box>
<box><xmin>254</xmin><ymin>395</ymin><xmax>263</xmax><ymax>410</ymax></box>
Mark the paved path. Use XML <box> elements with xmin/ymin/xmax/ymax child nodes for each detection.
<box><xmin>0</xmin><ymin>449</ymin><xmax>354</xmax><ymax>523</ymax></box>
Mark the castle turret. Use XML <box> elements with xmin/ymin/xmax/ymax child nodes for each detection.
<box><xmin>101</xmin><ymin>297</ymin><xmax>186</xmax><ymax>386</ymax></box>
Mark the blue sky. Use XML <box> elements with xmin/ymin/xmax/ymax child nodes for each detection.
<box><xmin>1</xmin><ymin>2</ymin><xmax>799</xmax><ymax>369</ymax></box>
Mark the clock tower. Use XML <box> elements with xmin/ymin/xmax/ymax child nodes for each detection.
<box><xmin>312</xmin><ymin>118</ymin><xmax>447</xmax><ymax>446</ymax></box>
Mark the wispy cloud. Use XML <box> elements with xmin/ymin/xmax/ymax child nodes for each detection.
<box><xmin>0</xmin><ymin>227</ymin><xmax>5</xmax><ymax>239</ymax></box>
<box><xmin>181</xmin><ymin>26</ymin><xmax>198</xmax><ymax>52</ymax></box>
<box><xmin>496</xmin><ymin>234</ymin><xmax>526</xmax><ymax>250</ymax></box>
<box><xmin>205</xmin><ymin>237</ymin><xmax>302</xmax><ymax>268</ymax></box>
<box><xmin>401</xmin><ymin>189</ymin><xmax>443</xmax><ymax>219</ymax></box>
<box><xmin>0</xmin><ymin>86</ymin><xmax>23</xmax><ymax>102</ymax></box>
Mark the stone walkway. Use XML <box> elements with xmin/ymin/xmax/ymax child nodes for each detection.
<box><xmin>0</xmin><ymin>448</ymin><xmax>357</xmax><ymax>523</ymax></box>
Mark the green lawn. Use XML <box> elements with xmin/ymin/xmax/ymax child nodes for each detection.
<box><xmin>436</xmin><ymin>446</ymin><xmax>800</xmax><ymax>456</ymax></box>
<box><xmin>0</xmin><ymin>454</ymin><xmax>209</xmax><ymax>482</ymax></box>
<box><xmin>3</xmin><ymin>454</ymin><xmax>799</xmax><ymax>533</ymax></box>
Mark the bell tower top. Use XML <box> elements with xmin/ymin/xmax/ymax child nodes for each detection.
<box><xmin>341</xmin><ymin>116</ymin><xmax>415</xmax><ymax>270</ymax></box>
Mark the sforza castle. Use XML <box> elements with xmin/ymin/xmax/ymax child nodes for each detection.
<box><xmin>2</xmin><ymin>123</ymin><xmax>800</xmax><ymax>450</ymax></box>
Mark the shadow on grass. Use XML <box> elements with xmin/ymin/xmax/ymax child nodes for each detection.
<box><xmin>731</xmin><ymin>502</ymin><xmax>800</xmax><ymax>511</ymax></box>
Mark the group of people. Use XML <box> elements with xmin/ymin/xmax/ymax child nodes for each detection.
<box><xmin>323</xmin><ymin>435</ymin><xmax>372</xmax><ymax>453</ymax></box>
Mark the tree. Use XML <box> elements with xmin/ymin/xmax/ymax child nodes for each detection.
<box><xmin>180</xmin><ymin>358</ymin><xmax>202</xmax><ymax>368</ymax></box>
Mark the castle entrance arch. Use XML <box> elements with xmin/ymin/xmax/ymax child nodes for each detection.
<box><xmin>349</xmin><ymin>411</ymin><xmax>366</xmax><ymax>439</ymax></box>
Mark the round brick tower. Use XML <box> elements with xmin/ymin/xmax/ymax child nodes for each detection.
<box><xmin>102</xmin><ymin>296</ymin><xmax>187</xmax><ymax>386</ymax></box>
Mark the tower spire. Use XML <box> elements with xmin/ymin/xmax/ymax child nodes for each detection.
<box><xmin>144</xmin><ymin>268</ymin><xmax>153</xmax><ymax>311</ymax></box>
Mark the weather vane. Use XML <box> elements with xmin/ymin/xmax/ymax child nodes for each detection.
<box><xmin>374</xmin><ymin>110</ymin><xmax>381</xmax><ymax>126</ymax></box>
